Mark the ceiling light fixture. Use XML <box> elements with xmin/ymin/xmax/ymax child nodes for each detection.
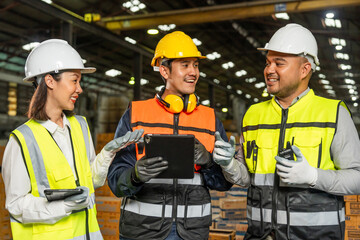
<box><xmin>105</xmin><ymin>69</ymin><xmax>122</xmax><ymax>77</ymax></box>
<box><xmin>147</xmin><ymin>29</ymin><xmax>159</xmax><ymax>35</ymax></box>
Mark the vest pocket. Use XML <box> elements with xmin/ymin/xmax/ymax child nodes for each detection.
<box><xmin>183</xmin><ymin>187</ymin><xmax>212</xmax><ymax>229</ymax></box>
<box><xmin>120</xmin><ymin>194</ymin><xmax>166</xmax><ymax>231</ymax></box>
<box><xmin>245</xmin><ymin>132</ymin><xmax>278</xmax><ymax>173</ymax></box>
<box><xmin>285</xmin><ymin>190</ymin><xmax>343</xmax><ymax>239</ymax></box>
<box><xmin>33</xmin><ymin>215</ymin><xmax>73</xmax><ymax>237</ymax></box>
<box><xmin>293</xmin><ymin>134</ymin><xmax>322</xmax><ymax>168</ymax></box>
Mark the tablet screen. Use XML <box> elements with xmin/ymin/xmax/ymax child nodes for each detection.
<box><xmin>144</xmin><ymin>134</ymin><xmax>195</xmax><ymax>179</ymax></box>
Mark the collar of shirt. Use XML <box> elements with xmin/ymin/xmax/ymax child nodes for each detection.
<box><xmin>38</xmin><ymin>114</ymin><xmax>71</xmax><ymax>134</ymax></box>
<box><xmin>275</xmin><ymin>87</ymin><xmax>311</xmax><ymax>109</ymax></box>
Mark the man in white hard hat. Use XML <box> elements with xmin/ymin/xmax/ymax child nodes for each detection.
<box><xmin>212</xmin><ymin>23</ymin><xmax>360</xmax><ymax>239</ymax></box>
<box><xmin>2</xmin><ymin>39</ymin><xmax>143</xmax><ymax>239</ymax></box>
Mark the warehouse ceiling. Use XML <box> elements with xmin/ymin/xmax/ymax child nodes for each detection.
<box><xmin>0</xmin><ymin>0</ymin><xmax>360</xmax><ymax>118</ymax></box>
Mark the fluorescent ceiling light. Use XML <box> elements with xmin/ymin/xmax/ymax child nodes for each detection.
<box><xmin>255</xmin><ymin>82</ymin><xmax>265</xmax><ymax>88</ymax></box>
<box><xmin>221</xmin><ymin>108</ymin><xmax>228</xmax><ymax>113</ymax></box>
<box><xmin>345</xmin><ymin>79</ymin><xmax>355</xmax><ymax>85</ymax></box>
<box><xmin>335</xmin><ymin>45</ymin><xmax>343</xmax><ymax>50</ymax></box>
<box><xmin>140</xmin><ymin>78</ymin><xmax>149</xmax><ymax>85</ymax></box>
<box><xmin>245</xmin><ymin>77</ymin><xmax>256</xmax><ymax>83</ymax></box>
<box><xmin>318</xmin><ymin>74</ymin><xmax>326</xmax><ymax>79</ymax></box>
<box><xmin>123</xmin><ymin>0</ymin><xmax>146</xmax><ymax>13</ymax></box>
<box><xmin>213</xmin><ymin>79</ymin><xmax>220</xmax><ymax>84</ymax></box>
<box><xmin>206</xmin><ymin>52</ymin><xmax>221</xmax><ymax>60</ymax></box>
<box><xmin>200</xmin><ymin>72</ymin><xmax>207</xmax><ymax>77</ymax></box>
<box><xmin>275</xmin><ymin>13</ymin><xmax>289</xmax><ymax>20</ymax></box>
<box><xmin>105</xmin><ymin>69</ymin><xmax>122</xmax><ymax>77</ymax></box>
<box><xmin>158</xmin><ymin>24</ymin><xmax>176</xmax><ymax>31</ymax></box>
<box><xmin>236</xmin><ymin>90</ymin><xmax>242</xmax><ymax>95</ymax></box>
<box><xmin>338</xmin><ymin>64</ymin><xmax>352</xmax><ymax>70</ymax></box>
<box><xmin>125</xmin><ymin>37</ymin><xmax>136</xmax><ymax>44</ymax></box>
<box><xmin>319</xmin><ymin>79</ymin><xmax>330</xmax><ymax>85</ymax></box>
<box><xmin>335</xmin><ymin>53</ymin><xmax>349</xmax><ymax>60</ymax></box>
<box><xmin>201</xmin><ymin>99</ymin><xmax>210</xmax><ymax>105</ymax></box>
<box><xmin>330</xmin><ymin>38</ymin><xmax>346</xmax><ymax>46</ymax></box>
<box><xmin>192</xmin><ymin>38</ymin><xmax>202</xmax><ymax>46</ymax></box>
<box><xmin>235</xmin><ymin>70</ymin><xmax>247</xmax><ymax>77</ymax></box>
<box><xmin>245</xmin><ymin>94</ymin><xmax>251</xmax><ymax>99</ymax></box>
<box><xmin>326</xmin><ymin>12</ymin><xmax>334</xmax><ymax>18</ymax></box>
<box><xmin>147</xmin><ymin>29</ymin><xmax>159</xmax><ymax>35</ymax></box>
<box><xmin>22</xmin><ymin>42</ymin><xmax>40</xmax><ymax>51</ymax></box>
<box><xmin>222</xmin><ymin>61</ymin><xmax>234</xmax><ymax>69</ymax></box>
<box><xmin>227</xmin><ymin>85</ymin><xmax>232</xmax><ymax>89</ymax></box>
<box><xmin>324</xmin><ymin>18</ymin><xmax>342</xmax><ymax>28</ymax></box>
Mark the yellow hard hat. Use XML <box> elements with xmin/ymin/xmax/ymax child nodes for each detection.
<box><xmin>151</xmin><ymin>31</ymin><xmax>206</xmax><ymax>67</ymax></box>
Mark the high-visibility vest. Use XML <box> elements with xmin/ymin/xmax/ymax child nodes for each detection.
<box><xmin>242</xmin><ymin>90</ymin><xmax>347</xmax><ymax>240</ymax></box>
<box><xmin>119</xmin><ymin>97</ymin><xmax>216</xmax><ymax>240</ymax></box>
<box><xmin>10</xmin><ymin>116</ymin><xmax>102</xmax><ymax>240</ymax></box>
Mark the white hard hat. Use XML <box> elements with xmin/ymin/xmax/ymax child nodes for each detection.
<box><xmin>258</xmin><ymin>23</ymin><xmax>319</xmax><ymax>71</ymax></box>
<box><xmin>23</xmin><ymin>39</ymin><xmax>96</xmax><ymax>82</ymax></box>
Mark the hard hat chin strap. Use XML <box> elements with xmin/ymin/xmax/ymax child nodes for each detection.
<box><xmin>36</xmin><ymin>76</ymin><xmax>42</xmax><ymax>85</ymax></box>
<box><xmin>299</xmin><ymin>54</ymin><xmax>316</xmax><ymax>72</ymax></box>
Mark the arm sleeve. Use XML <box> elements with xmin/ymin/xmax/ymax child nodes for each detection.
<box><xmin>107</xmin><ymin>108</ymin><xmax>144</xmax><ymax>197</ymax></box>
<box><xmin>2</xmin><ymin>136</ymin><xmax>69</xmax><ymax>224</ymax></box>
<box><xmin>221</xmin><ymin>134</ymin><xmax>250</xmax><ymax>187</ymax></box>
<box><xmin>90</xmin><ymin>130</ymin><xmax>116</xmax><ymax>189</ymax></box>
<box><xmin>314</xmin><ymin>105</ymin><xmax>360</xmax><ymax>195</ymax></box>
<box><xmin>200</xmin><ymin>118</ymin><xmax>233</xmax><ymax>191</ymax></box>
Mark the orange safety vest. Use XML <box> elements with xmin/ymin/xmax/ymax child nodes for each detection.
<box><xmin>131</xmin><ymin>97</ymin><xmax>216</xmax><ymax>169</ymax></box>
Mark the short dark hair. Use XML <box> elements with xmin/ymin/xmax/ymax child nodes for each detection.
<box><xmin>160</xmin><ymin>59</ymin><xmax>174</xmax><ymax>83</ymax></box>
<box><xmin>27</xmin><ymin>72</ymin><xmax>74</xmax><ymax>120</ymax></box>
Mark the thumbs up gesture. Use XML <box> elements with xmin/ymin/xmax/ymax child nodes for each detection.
<box><xmin>213</xmin><ymin>131</ymin><xmax>235</xmax><ymax>167</ymax></box>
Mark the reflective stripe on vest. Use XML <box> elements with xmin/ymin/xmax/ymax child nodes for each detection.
<box><xmin>74</xmin><ymin>115</ymin><xmax>91</xmax><ymax>161</ymax></box>
<box><xmin>147</xmin><ymin>173</ymin><xmax>203</xmax><ymax>185</ymax></box>
<box><xmin>247</xmin><ymin>206</ymin><xmax>345</xmax><ymax>226</ymax></box>
<box><xmin>10</xmin><ymin>116</ymin><xmax>101</xmax><ymax>240</ymax></box>
<box><xmin>122</xmin><ymin>198</ymin><xmax>211</xmax><ymax>219</ymax></box>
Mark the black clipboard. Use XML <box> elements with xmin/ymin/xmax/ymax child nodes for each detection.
<box><xmin>144</xmin><ymin>134</ymin><xmax>195</xmax><ymax>179</ymax></box>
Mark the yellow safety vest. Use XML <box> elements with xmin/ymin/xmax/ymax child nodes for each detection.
<box><xmin>10</xmin><ymin>116</ymin><xmax>102</xmax><ymax>240</ymax></box>
<box><xmin>242</xmin><ymin>90</ymin><xmax>348</xmax><ymax>239</ymax></box>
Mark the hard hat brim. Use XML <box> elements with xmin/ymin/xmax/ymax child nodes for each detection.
<box><xmin>23</xmin><ymin>67</ymin><xmax>96</xmax><ymax>82</ymax></box>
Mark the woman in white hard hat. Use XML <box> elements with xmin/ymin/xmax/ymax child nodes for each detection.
<box><xmin>1</xmin><ymin>39</ymin><xmax>143</xmax><ymax>240</ymax></box>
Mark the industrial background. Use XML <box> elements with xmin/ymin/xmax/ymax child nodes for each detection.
<box><xmin>0</xmin><ymin>0</ymin><xmax>360</xmax><ymax>239</ymax></box>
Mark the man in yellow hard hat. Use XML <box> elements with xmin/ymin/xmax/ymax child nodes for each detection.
<box><xmin>107</xmin><ymin>31</ymin><xmax>233</xmax><ymax>240</ymax></box>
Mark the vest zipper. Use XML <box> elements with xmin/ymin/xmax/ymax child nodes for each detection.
<box><xmin>68</xmin><ymin>126</ymin><xmax>81</xmax><ymax>186</ymax></box>
<box><xmin>173</xmin><ymin>179</ymin><xmax>178</xmax><ymax>223</ymax></box>
<box><xmin>173</xmin><ymin>113</ymin><xmax>180</xmax><ymax>223</ymax></box>
<box><xmin>174</xmin><ymin>113</ymin><xmax>179</xmax><ymax>135</ymax></box>
<box><xmin>271</xmin><ymin>108</ymin><xmax>288</xmax><ymax>234</ymax></box>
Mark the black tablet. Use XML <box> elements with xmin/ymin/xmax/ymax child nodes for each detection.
<box><xmin>144</xmin><ymin>134</ymin><xmax>195</xmax><ymax>179</ymax></box>
<box><xmin>44</xmin><ymin>188</ymin><xmax>83</xmax><ymax>202</ymax></box>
